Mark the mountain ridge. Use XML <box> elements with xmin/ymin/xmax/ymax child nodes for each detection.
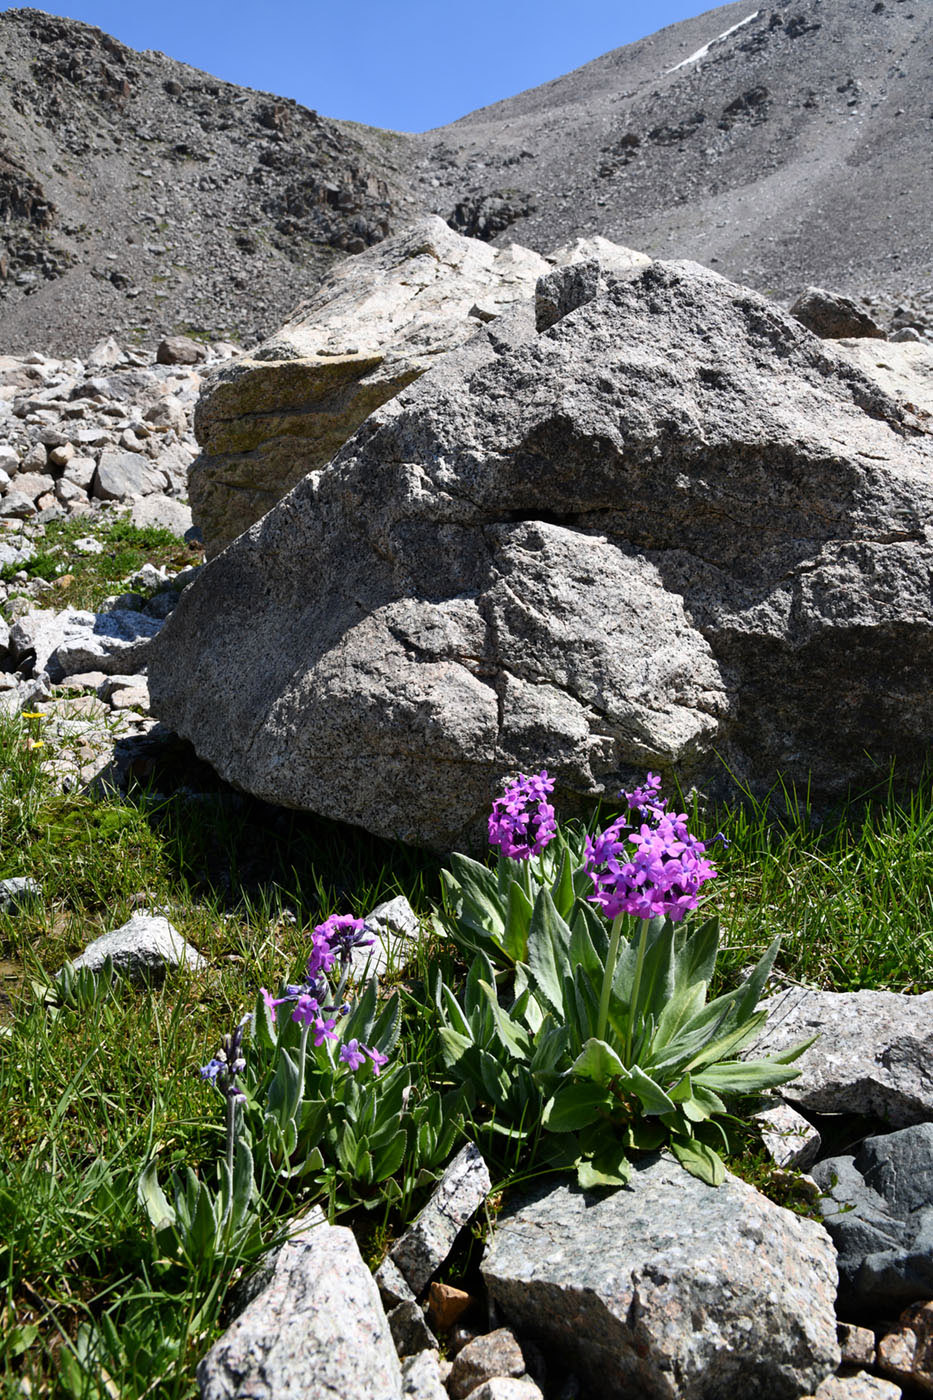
<box><xmin>0</xmin><ymin>0</ymin><xmax>929</xmax><ymax>356</ymax></box>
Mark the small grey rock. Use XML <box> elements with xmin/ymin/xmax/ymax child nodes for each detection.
<box><xmin>401</xmin><ymin>1350</ymin><xmax>448</xmax><ymax>1400</ymax></box>
<box><xmin>157</xmin><ymin>336</ymin><xmax>207</xmax><ymax>366</ymax></box>
<box><xmin>752</xmin><ymin>985</ymin><xmax>933</xmax><ymax>1126</ymax></box>
<box><xmin>837</xmin><ymin>1323</ymin><xmax>876</xmax><ymax>1367</ymax></box>
<box><xmin>483</xmin><ymin>1160</ymin><xmax>840</xmax><ymax>1400</ymax></box>
<box><xmin>0</xmin><ymin>876</ymin><xmax>41</xmax><ymax>913</ymax></box>
<box><xmin>93</xmin><ymin>450</ymin><xmax>165</xmax><ymax>501</ymax></box>
<box><xmin>357</xmin><ymin>895</ymin><xmax>422</xmax><ymax>976</ymax></box>
<box><xmin>391</xmin><ymin>1143</ymin><xmax>492</xmax><ymax>1294</ymax></box>
<box><xmin>466</xmin><ymin>1381</ymin><xmax>545</xmax><ymax>1400</ymax></box>
<box><xmin>790</xmin><ymin>287</ymin><xmax>885</xmax><ymax>339</ymax></box>
<box><xmin>0</xmin><ymin>490</ymin><xmax>36</xmax><ymax>519</ymax></box>
<box><xmin>68</xmin><ymin>913</ymin><xmax>205</xmax><ymax>983</ymax></box>
<box><xmin>127</xmin><ymin>494</ymin><xmax>193</xmax><ymax>536</ymax></box>
<box><xmin>447</xmin><ymin>1329</ymin><xmax>526</xmax><ymax>1400</ymax></box>
<box><xmin>375</xmin><ymin>1256</ymin><xmax>417</xmax><ymax>1310</ymax></box>
<box><xmin>804</xmin><ymin>1372</ymin><xmax>903</xmax><ymax>1399</ymax></box>
<box><xmin>535</xmin><ymin>260</ymin><xmax>601</xmax><ymax>332</ymax></box>
<box><xmin>756</xmin><ymin>1102</ymin><xmax>822</xmax><ymax>1170</ymax></box>
<box><xmin>388</xmin><ymin>1300</ymin><xmax>438</xmax><ymax>1358</ymax></box>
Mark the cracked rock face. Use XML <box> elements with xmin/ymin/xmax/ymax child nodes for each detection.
<box><xmin>189</xmin><ymin>216</ymin><xmax>648</xmax><ymax>556</ymax></box>
<box><xmin>481</xmin><ymin>1161</ymin><xmax>840</xmax><ymax>1400</ymax></box>
<box><xmin>147</xmin><ymin>258</ymin><xmax>933</xmax><ymax>850</ymax></box>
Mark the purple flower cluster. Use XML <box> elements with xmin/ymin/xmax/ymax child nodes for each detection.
<box><xmin>200</xmin><ymin>1019</ymin><xmax>248</xmax><ymax>1099</ymax></box>
<box><xmin>488</xmin><ymin>770</ymin><xmax>558</xmax><ymax>860</ymax></box>
<box><xmin>259</xmin><ymin>914</ymin><xmax>388</xmax><ymax>1074</ymax></box>
<box><xmin>584</xmin><ymin>778</ymin><xmax>716</xmax><ymax>923</ymax></box>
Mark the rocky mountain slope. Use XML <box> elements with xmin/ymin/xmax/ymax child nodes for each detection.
<box><xmin>414</xmin><ymin>0</ymin><xmax>932</xmax><ymax>309</ymax></box>
<box><xmin>0</xmin><ymin>7</ymin><xmax>420</xmax><ymax>354</ymax></box>
<box><xmin>0</xmin><ymin>0</ymin><xmax>930</xmax><ymax>356</ymax></box>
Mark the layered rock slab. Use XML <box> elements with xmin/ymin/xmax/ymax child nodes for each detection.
<box><xmin>148</xmin><ymin>258</ymin><xmax>933</xmax><ymax>850</ymax></box>
<box><xmin>189</xmin><ymin>216</ymin><xmax>648</xmax><ymax>556</ymax></box>
<box><xmin>481</xmin><ymin>1161</ymin><xmax>840</xmax><ymax>1400</ymax></box>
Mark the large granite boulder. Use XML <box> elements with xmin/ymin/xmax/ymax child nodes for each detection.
<box><xmin>189</xmin><ymin>216</ymin><xmax>649</xmax><ymax>555</ymax></box>
<box><xmin>148</xmin><ymin>258</ymin><xmax>933</xmax><ymax>851</ymax></box>
<box><xmin>481</xmin><ymin>1162</ymin><xmax>840</xmax><ymax>1400</ymax></box>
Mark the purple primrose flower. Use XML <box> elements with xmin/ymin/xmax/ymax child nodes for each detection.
<box><xmin>584</xmin><ymin>780</ymin><xmax>716</xmax><ymax>923</ymax></box>
<box><xmin>488</xmin><ymin>770</ymin><xmax>558</xmax><ymax>860</ymax></box>
<box><xmin>339</xmin><ymin>1038</ymin><xmax>367</xmax><ymax>1071</ymax></box>
<box><xmin>313</xmin><ymin>914</ymin><xmax>374</xmax><ymax>967</ymax></box>
<box><xmin>365</xmin><ymin>1047</ymin><xmax>389</xmax><ymax>1076</ymax></box>
<box><xmin>312</xmin><ymin>1016</ymin><xmax>338</xmax><ymax>1046</ymax></box>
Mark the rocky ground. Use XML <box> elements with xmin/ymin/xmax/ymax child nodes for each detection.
<box><xmin>0</xmin><ymin>331</ymin><xmax>224</xmax><ymax>792</ymax></box>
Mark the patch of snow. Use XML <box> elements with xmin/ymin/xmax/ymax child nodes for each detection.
<box><xmin>665</xmin><ymin>11</ymin><xmax>760</xmax><ymax>74</ymax></box>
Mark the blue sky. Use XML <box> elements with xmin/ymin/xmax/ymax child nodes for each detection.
<box><xmin>0</xmin><ymin>1</ymin><xmax>718</xmax><ymax>132</ymax></box>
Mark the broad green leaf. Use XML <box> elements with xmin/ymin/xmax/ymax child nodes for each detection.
<box><xmin>568</xmin><ymin>914</ymin><xmax>603</xmax><ymax>980</ymax></box>
<box><xmin>231</xmin><ymin>1138</ymin><xmax>254</xmax><ymax>1224</ymax></box>
<box><xmin>730</xmin><ymin>935</ymin><xmax>782</xmax><ymax>1024</ymax></box>
<box><xmin>504</xmin><ymin>879</ymin><xmax>534</xmax><ymax>963</ymax></box>
<box><xmin>137</xmin><ymin>1161</ymin><xmax>175</xmax><ymax>1232</ymax></box>
<box><xmin>630</xmin><ymin>917</ymin><xmax>676</xmax><ymax>1026</ymax></box>
<box><xmin>577</xmin><ymin>1159</ymin><xmax>630</xmax><ymax>1189</ymax></box>
<box><xmin>766</xmin><ymin>1034</ymin><xmax>819</xmax><ymax>1065</ymax></box>
<box><xmin>570</xmin><ymin>965</ymin><xmax>601</xmax><ymax>1046</ymax></box>
<box><xmin>478</xmin><ymin>979</ymin><xmax>533</xmax><ymax>1059</ymax></box>
<box><xmin>626</xmin><ymin>1120</ymin><xmax>667</xmax><ymax>1152</ymax></box>
<box><xmin>670</xmin><ymin>1135</ymin><xmax>726</xmax><ymax>1186</ymax></box>
<box><xmin>571</xmin><ymin>899</ymin><xmax>610</xmax><ymax>960</ymax></box>
<box><xmin>438</xmin><ymin>1026</ymin><xmax>474</xmax><ymax>1070</ymax></box>
<box><xmin>692</xmin><ymin>1058</ymin><xmax>802</xmax><ymax>1094</ymax></box>
<box><xmin>368</xmin><ymin>990</ymin><xmax>401</xmax><ymax>1057</ymax></box>
<box><xmin>691</xmin><ymin>1082</ymin><xmax>727</xmax><ymax>1116</ymax></box>
<box><xmin>682</xmin><ymin>1009</ymin><xmax>769</xmax><ymax>1073</ymax></box>
<box><xmin>373</xmin><ymin>1131</ymin><xmax>407</xmax><ymax>1181</ymax></box>
<box><xmin>572</xmin><ymin>1037</ymin><xmax>626</xmax><ymax>1084</ymax></box>
<box><xmin>526</xmin><ymin>889</ymin><xmax>573</xmax><ymax>1015</ymax></box>
<box><xmin>543</xmin><ymin>1081</ymin><xmax>615</xmax><ymax>1132</ymax></box>
<box><xmin>513</xmin><ymin>980</ymin><xmax>545</xmax><ymax>1036</ymax></box>
<box><xmin>578</xmin><ymin>1140</ymin><xmax>631</xmax><ymax>1189</ymax></box>
<box><xmin>651</xmin><ymin>918</ymin><xmax>720</xmax><ymax>1052</ymax></box>
<box><xmin>267</xmin><ymin>1047</ymin><xmax>302</xmax><ymax>1124</ymax></box>
<box><xmin>450</xmin><ymin>853</ymin><xmax>506</xmax><ymax>936</ymax></box>
<box><xmin>530</xmin><ymin>1021</ymin><xmax>570</xmax><ymax>1078</ymax></box>
<box><xmin>437</xmin><ymin>978</ymin><xmax>474</xmax><ymax>1042</ymax></box>
<box><xmin>552</xmin><ymin>846</ymin><xmax>576</xmax><ymax>921</ymax></box>
<box><xmin>477</xmin><ymin>1046</ymin><xmax>514</xmax><ymax>1106</ymax></box>
<box><xmin>627</xmin><ymin>1064</ymin><xmax>676</xmax><ymax>1116</ymax></box>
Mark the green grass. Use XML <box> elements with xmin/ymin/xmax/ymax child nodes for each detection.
<box><xmin>704</xmin><ymin>769</ymin><xmax>933</xmax><ymax>992</ymax></box>
<box><xmin>1</xmin><ymin>516</ymin><xmax>197</xmax><ymax>613</ymax></box>
<box><xmin>2</xmin><ymin>518</ymin><xmax>933</xmax><ymax>1394</ymax></box>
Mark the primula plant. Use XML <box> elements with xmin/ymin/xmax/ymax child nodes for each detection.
<box><xmin>140</xmin><ymin>911</ymin><xmax>465</xmax><ymax>1267</ymax></box>
<box><xmin>439</xmin><ymin>772</ymin><xmax>811</xmax><ymax>1187</ymax></box>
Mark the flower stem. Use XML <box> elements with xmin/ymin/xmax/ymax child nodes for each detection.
<box><xmin>521</xmin><ymin>856</ymin><xmax>533</xmax><ymax>903</ymax></box>
<box><xmin>225</xmin><ymin>1094</ymin><xmax>237</xmax><ymax>1182</ymax></box>
<box><xmin>596</xmin><ymin>913</ymin><xmax>626</xmax><ymax>1042</ymax></box>
<box><xmin>623</xmin><ymin>918</ymin><xmax>651</xmax><ymax>1066</ymax></box>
